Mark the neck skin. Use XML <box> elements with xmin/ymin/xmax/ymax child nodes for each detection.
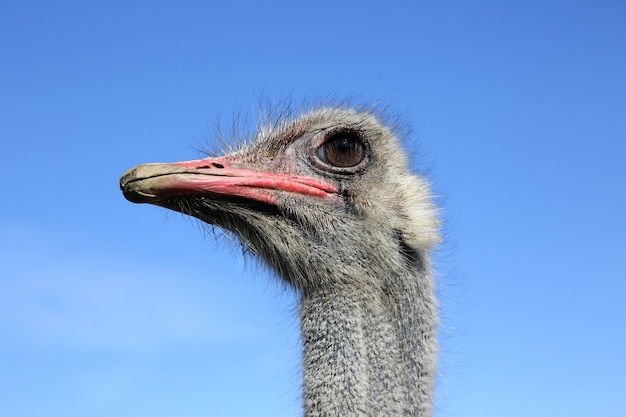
<box><xmin>299</xmin><ymin>261</ymin><xmax>437</xmax><ymax>417</ymax></box>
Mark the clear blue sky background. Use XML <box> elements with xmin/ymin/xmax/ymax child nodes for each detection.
<box><xmin>1</xmin><ymin>1</ymin><xmax>625</xmax><ymax>416</ymax></box>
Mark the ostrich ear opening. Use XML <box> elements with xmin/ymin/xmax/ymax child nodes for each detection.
<box><xmin>397</xmin><ymin>176</ymin><xmax>441</xmax><ymax>250</ymax></box>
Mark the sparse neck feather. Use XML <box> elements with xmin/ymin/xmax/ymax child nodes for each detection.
<box><xmin>299</xmin><ymin>258</ymin><xmax>437</xmax><ymax>417</ymax></box>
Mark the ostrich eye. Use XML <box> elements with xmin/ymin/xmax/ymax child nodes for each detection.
<box><xmin>316</xmin><ymin>133</ymin><xmax>365</xmax><ymax>168</ymax></box>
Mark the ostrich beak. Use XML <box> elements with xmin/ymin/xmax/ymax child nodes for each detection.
<box><xmin>120</xmin><ymin>156</ymin><xmax>337</xmax><ymax>206</ymax></box>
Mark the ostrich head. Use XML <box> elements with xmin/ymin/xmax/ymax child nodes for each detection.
<box><xmin>121</xmin><ymin>107</ymin><xmax>438</xmax><ymax>293</ymax></box>
<box><xmin>120</xmin><ymin>106</ymin><xmax>440</xmax><ymax>416</ymax></box>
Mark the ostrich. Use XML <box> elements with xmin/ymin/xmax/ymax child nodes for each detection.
<box><xmin>120</xmin><ymin>106</ymin><xmax>440</xmax><ymax>416</ymax></box>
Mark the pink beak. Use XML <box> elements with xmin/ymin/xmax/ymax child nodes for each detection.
<box><xmin>120</xmin><ymin>156</ymin><xmax>337</xmax><ymax>206</ymax></box>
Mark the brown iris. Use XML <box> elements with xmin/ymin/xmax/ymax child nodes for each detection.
<box><xmin>316</xmin><ymin>133</ymin><xmax>365</xmax><ymax>168</ymax></box>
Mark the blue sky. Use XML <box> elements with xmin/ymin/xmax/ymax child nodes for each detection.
<box><xmin>1</xmin><ymin>1</ymin><xmax>625</xmax><ymax>416</ymax></box>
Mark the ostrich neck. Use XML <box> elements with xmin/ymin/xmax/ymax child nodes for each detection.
<box><xmin>299</xmin><ymin>265</ymin><xmax>437</xmax><ymax>417</ymax></box>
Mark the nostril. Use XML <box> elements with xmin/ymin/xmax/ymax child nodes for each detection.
<box><xmin>195</xmin><ymin>162</ymin><xmax>225</xmax><ymax>169</ymax></box>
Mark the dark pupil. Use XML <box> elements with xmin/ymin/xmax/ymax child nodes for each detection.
<box><xmin>325</xmin><ymin>135</ymin><xmax>364</xmax><ymax>167</ymax></box>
